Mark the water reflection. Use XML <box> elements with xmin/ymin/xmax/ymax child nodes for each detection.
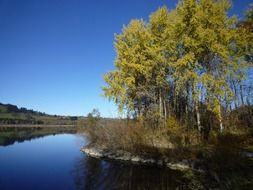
<box><xmin>0</xmin><ymin>131</ymin><xmax>192</xmax><ymax>190</ymax></box>
<box><xmin>0</xmin><ymin>133</ymin><xmax>83</xmax><ymax>190</ymax></box>
<box><xmin>72</xmin><ymin>155</ymin><xmax>188</xmax><ymax>190</ymax></box>
<box><xmin>0</xmin><ymin>127</ymin><xmax>76</xmax><ymax>146</ymax></box>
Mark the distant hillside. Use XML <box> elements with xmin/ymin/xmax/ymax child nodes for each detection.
<box><xmin>0</xmin><ymin>103</ymin><xmax>80</xmax><ymax>125</ymax></box>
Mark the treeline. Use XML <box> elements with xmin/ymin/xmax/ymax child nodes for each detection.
<box><xmin>0</xmin><ymin>103</ymin><xmax>48</xmax><ymax>116</ymax></box>
<box><xmin>0</xmin><ymin>118</ymin><xmax>44</xmax><ymax>125</ymax></box>
<box><xmin>103</xmin><ymin>0</ymin><xmax>253</xmax><ymax>132</ymax></box>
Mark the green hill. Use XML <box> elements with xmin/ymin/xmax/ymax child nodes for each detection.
<box><xmin>0</xmin><ymin>103</ymin><xmax>80</xmax><ymax>125</ymax></box>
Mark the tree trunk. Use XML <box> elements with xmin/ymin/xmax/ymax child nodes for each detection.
<box><xmin>186</xmin><ymin>83</ymin><xmax>189</xmax><ymax>125</ymax></box>
<box><xmin>195</xmin><ymin>103</ymin><xmax>201</xmax><ymax>131</ymax></box>
<box><xmin>164</xmin><ymin>98</ymin><xmax>167</xmax><ymax>121</ymax></box>
<box><xmin>185</xmin><ymin>103</ymin><xmax>188</xmax><ymax>125</ymax></box>
<box><xmin>159</xmin><ymin>89</ymin><xmax>163</xmax><ymax>119</ymax></box>
<box><xmin>232</xmin><ymin>80</ymin><xmax>238</xmax><ymax>109</ymax></box>
<box><xmin>218</xmin><ymin>105</ymin><xmax>224</xmax><ymax>132</ymax></box>
<box><xmin>246</xmin><ymin>86</ymin><xmax>251</xmax><ymax>106</ymax></box>
<box><xmin>219</xmin><ymin>118</ymin><xmax>224</xmax><ymax>132</ymax></box>
<box><xmin>240</xmin><ymin>84</ymin><xmax>244</xmax><ymax>106</ymax></box>
<box><xmin>224</xmin><ymin>92</ymin><xmax>229</xmax><ymax>114</ymax></box>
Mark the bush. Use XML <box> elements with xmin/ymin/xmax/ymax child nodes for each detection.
<box><xmin>85</xmin><ymin>117</ymin><xmax>201</xmax><ymax>158</ymax></box>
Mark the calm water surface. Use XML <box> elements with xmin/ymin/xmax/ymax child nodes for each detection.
<box><xmin>0</xmin><ymin>133</ymin><xmax>188</xmax><ymax>190</ymax></box>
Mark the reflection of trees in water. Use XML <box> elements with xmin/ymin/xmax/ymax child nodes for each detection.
<box><xmin>0</xmin><ymin>127</ymin><xmax>75</xmax><ymax>146</ymax></box>
<box><xmin>0</xmin><ymin>128</ymin><xmax>47</xmax><ymax>146</ymax></box>
<box><xmin>72</xmin><ymin>156</ymin><xmax>103</xmax><ymax>190</ymax></box>
<box><xmin>72</xmin><ymin>155</ymin><xmax>190</xmax><ymax>190</ymax></box>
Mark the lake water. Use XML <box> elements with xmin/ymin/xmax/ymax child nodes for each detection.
<box><xmin>0</xmin><ymin>133</ymin><xmax>190</xmax><ymax>190</ymax></box>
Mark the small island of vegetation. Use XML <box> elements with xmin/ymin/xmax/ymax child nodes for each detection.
<box><xmin>82</xmin><ymin>0</ymin><xmax>253</xmax><ymax>189</ymax></box>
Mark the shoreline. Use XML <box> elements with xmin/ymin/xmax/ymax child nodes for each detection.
<box><xmin>81</xmin><ymin>145</ymin><xmax>202</xmax><ymax>172</ymax></box>
<box><xmin>81</xmin><ymin>145</ymin><xmax>253</xmax><ymax>172</ymax></box>
<box><xmin>0</xmin><ymin>124</ymin><xmax>75</xmax><ymax>128</ymax></box>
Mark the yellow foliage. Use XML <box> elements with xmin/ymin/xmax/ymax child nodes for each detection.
<box><xmin>102</xmin><ymin>0</ymin><xmax>252</xmax><ymax>120</ymax></box>
<box><xmin>166</xmin><ymin>116</ymin><xmax>181</xmax><ymax>129</ymax></box>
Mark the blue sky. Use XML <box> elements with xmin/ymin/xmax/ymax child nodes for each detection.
<box><xmin>0</xmin><ymin>0</ymin><xmax>252</xmax><ymax>117</ymax></box>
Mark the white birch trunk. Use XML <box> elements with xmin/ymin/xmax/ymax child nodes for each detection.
<box><xmin>195</xmin><ymin>103</ymin><xmax>201</xmax><ymax>131</ymax></box>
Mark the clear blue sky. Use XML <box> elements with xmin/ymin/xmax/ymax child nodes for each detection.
<box><xmin>0</xmin><ymin>0</ymin><xmax>252</xmax><ymax>117</ymax></box>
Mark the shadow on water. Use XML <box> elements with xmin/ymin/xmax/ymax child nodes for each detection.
<box><xmin>71</xmin><ymin>156</ymin><xmax>193</xmax><ymax>190</ymax></box>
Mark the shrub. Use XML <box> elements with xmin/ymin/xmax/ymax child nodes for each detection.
<box><xmin>85</xmin><ymin>116</ymin><xmax>201</xmax><ymax>158</ymax></box>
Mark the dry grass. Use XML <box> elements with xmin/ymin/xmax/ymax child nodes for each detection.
<box><xmin>84</xmin><ymin>116</ymin><xmax>253</xmax><ymax>162</ymax></box>
<box><xmin>84</xmin><ymin>117</ymin><xmax>201</xmax><ymax>159</ymax></box>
